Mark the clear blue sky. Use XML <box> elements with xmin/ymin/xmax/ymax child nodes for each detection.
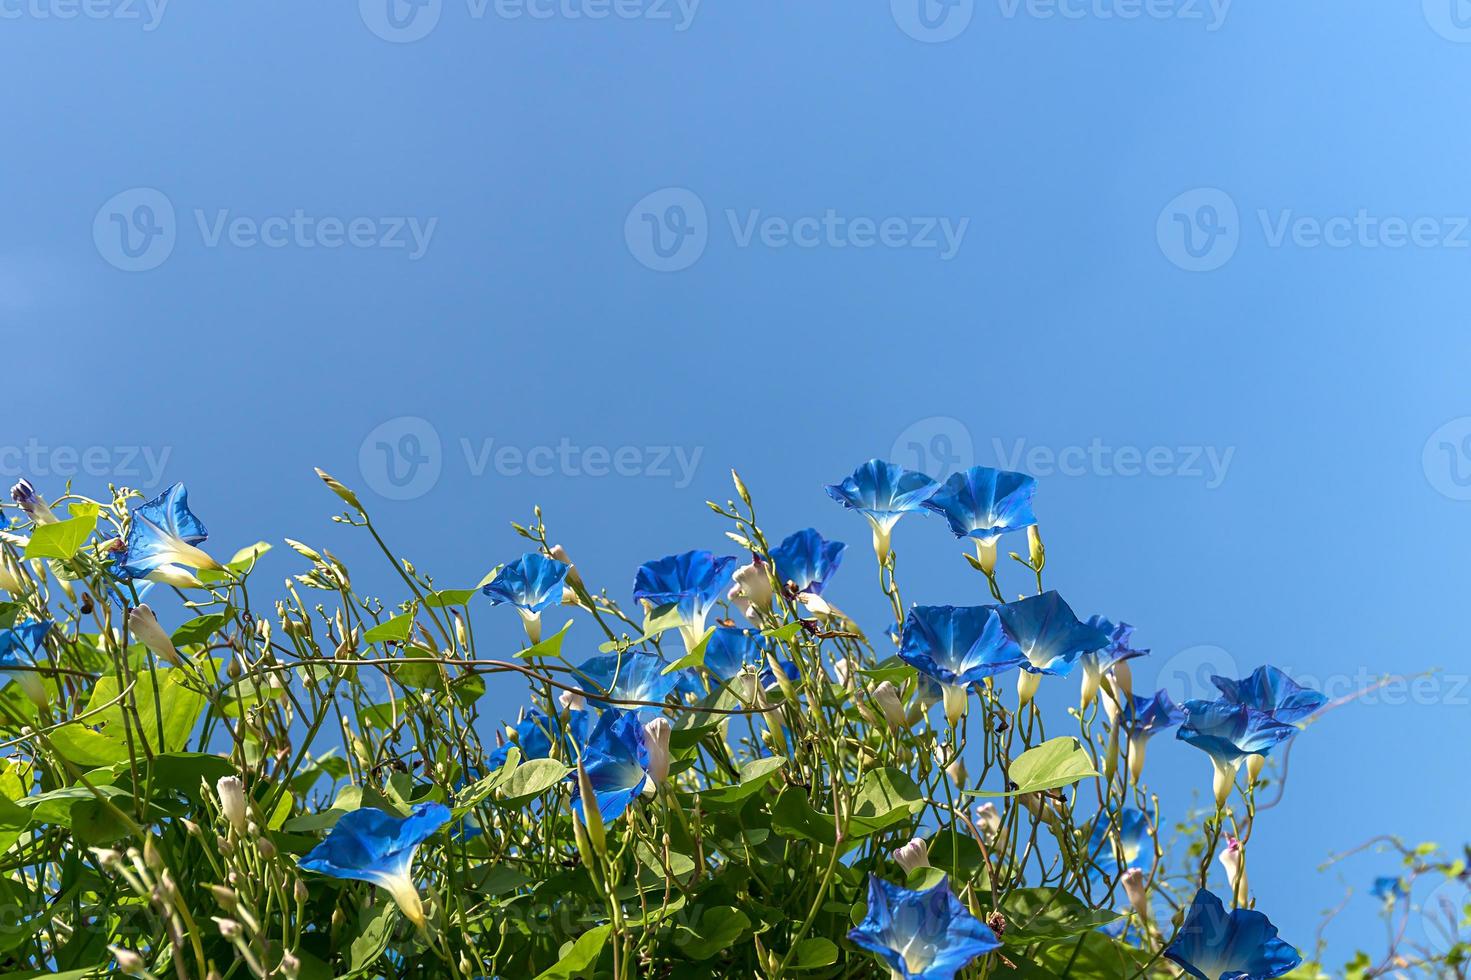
<box><xmin>6</xmin><ymin>0</ymin><xmax>1471</xmax><ymax>966</ymax></box>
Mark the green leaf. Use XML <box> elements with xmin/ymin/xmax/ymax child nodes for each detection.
<box><xmin>48</xmin><ymin>668</ymin><xmax>207</xmax><ymax>766</ymax></box>
<box><xmin>788</xmin><ymin>937</ymin><xmax>839</xmax><ymax>969</ymax></box>
<box><xmin>532</xmin><ymin>924</ymin><xmax>611</xmax><ymax>980</ymax></box>
<box><xmin>770</xmin><ymin>786</ymin><xmax>837</xmax><ymax>845</ymax></box>
<box><xmin>22</xmin><ymin>511</ymin><xmax>97</xmax><ymax>561</ymax></box>
<box><xmin>850</xmin><ymin>767</ymin><xmax>925</xmax><ymax>835</ymax></box>
<box><xmin>997</xmin><ymin>888</ymin><xmax>1120</xmax><ymax>945</ymax></box>
<box><xmin>171</xmin><ymin>611</ymin><xmax>232</xmax><ymax>647</ymax></box>
<box><xmin>424</xmin><ymin>588</ymin><xmax>477</xmax><ymax>608</ymax></box>
<box><xmin>964</xmin><ymin>736</ymin><xmax>1099</xmax><ymax>798</ymax></box>
<box><xmin>363</xmin><ymin>611</ymin><xmax>415</xmax><ymax>644</ymax></box>
<box><xmin>696</xmin><ymin>755</ymin><xmax>786</xmax><ymax>807</ymax></box>
<box><xmin>345</xmin><ymin>901</ymin><xmax>395</xmax><ymax>975</ymax></box>
<box><xmin>516</xmin><ymin>619</ymin><xmax>574</xmax><ymax>660</ymax></box>
<box><xmin>673</xmin><ymin>906</ymin><xmax>750</xmax><ymax>960</ymax></box>
<box><xmin>663</xmin><ymin>626</ymin><xmax>715</xmax><ymax>673</ymax></box>
<box><xmin>497</xmin><ymin>759</ymin><xmax>570</xmax><ymax>804</ymax></box>
<box><xmin>761</xmin><ymin>622</ymin><xmax>804</xmax><ymax>642</ymax></box>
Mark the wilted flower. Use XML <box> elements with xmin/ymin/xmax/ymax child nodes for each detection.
<box><xmin>848</xmin><ymin>875</ymin><xmax>1001</xmax><ymax>979</ymax></box>
<box><xmin>633</xmin><ymin>550</ymin><xmax>738</xmax><ymax>652</ymax></box>
<box><xmin>127</xmin><ymin>605</ymin><xmax>179</xmax><ymax>666</ymax></box>
<box><xmin>1164</xmin><ymin>889</ymin><xmax>1300</xmax><ymax>980</ymax></box>
<box><xmin>558</xmin><ymin>688</ymin><xmax>586</xmax><ymax>712</ymax></box>
<box><xmin>893</xmin><ymin>837</ymin><xmax>930</xmax><ymax>875</ymax></box>
<box><xmin>481</xmin><ymin>552</ymin><xmax>570</xmax><ymax>645</ymax></box>
<box><xmin>298</xmin><ymin>802</ymin><xmax>451</xmax><ymax>929</ymax></box>
<box><xmin>824</xmin><ymin>460</ymin><xmax>938</xmax><ymax>563</ymax></box>
<box><xmin>899</xmin><ymin>605</ymin><xmax>1026</xmax><ymax>725</ymax></box>
<box><xmin>10</xmin><ymin>479</ymin><xmax>58</xmax><ymax>525</ymax></box>
<box><xmin>1219</xmin><ymin>835</ymin><xmax>1248</xmax><ymax>905</ymax></box>
<box><xmin>726</xmin><ymin>559</ymin><xmax>774</xmax><ymax>623</ymax></box>
<box><xmin>112</xmin><ymin>483</ymin><xmax>222</xmax><ymax>585</ymax></box>
<box><xmin>1176</xmin><ymin>700</ymin><xmax>1299</xmax><ymax>807</ymax></box>
<box><xmin>995</xmin><ymin>591</ymin><xmax>1110</xmax><ymax>704</ymax></box>
<box><xmin>571</xmin><ymin>708</ymin><xmax>650</xmax><ymax>823</ymax></box>
<box><xmin>870</xmin><ymin>680</ymin><xmax>907</xmax><ymax>731</ymax></box>
<box><xmin>643</xmin><ymin>716</ymin><xmax>672</xmax><ymax>788</ymax></box>
<box><xmin>1112</xmin><ymin>689</ymin><xmax>1184</xmax><ymax>777</ymax></box>
<box><xmin>1119</xmin><ymin>867</ymin><xmax>1149</xmax><ymax>921</ymax></box>
<box><xmin>973</xmin><ymin>803</ymin><xmax>1002</xmax><ymax>842</ymax></box>
<box><xmin>1080</xmin><ymin>616</ymin><xmax>1149</xmax><ymax>709</ymax></box>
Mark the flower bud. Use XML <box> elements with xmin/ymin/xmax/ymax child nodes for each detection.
<box><xmin>973</xmin><ymin>803</ymin><xmax>1001</xmax><ymax>841</ymax></box>
<box><xmin>210</xmin><ymin>885</ymin><xmax>239</xmax><ymax>912</ymax></box>
<box><xmin>974</xmin><ymin>539</ymin><xmax>998</xmax><ymax>575</ymax></box>
<box><xmin>1120</xmin><ymin>868</ymin><xmax>1149</xmax><ymax>921</ymax></box>
<box><xmin>215</xmin><ymin>776</ymin><xmax>249</xmax><ymax>835</ymax></box>
<box><xmin>109</xmin><ymin>946</ymin><xmax>145</xmax><ymax>974</ymax></box>
<box><xmin>893</xmin><ymin>837</ymin><xmax>930</xmax><ymax>875</ymax></box>
<box><xmin>1027</xmin><ymin>525</ymin><xmax>1044</xmax><ymax>569</ymax></box>
<box><xmin>832</xmin><ymin>658</ymin><xmax>852</xmax><ymax>687</ymax></box>
<box><xmin>575</xmin><ymin>762</ymin><xmax>607</xmax><ymax>857</ymax></box>
<box><xmin>871</xmin><ymin>681</ymin><xmax>906</xmax><ymax>732</ymax></box>
<box><xmin>1218</xmin><ymin>835</ymin><xmax>1249</xmax><ymax>905</ymax></box>
<box><xmin>1017</xmin><ymin>670</ymin><xmax>1041</xmax><ymax>707</ymax></box>
<box><xmin>212</xmin><ymin>916</ymin><xmax>243</xmax><ymax>941</ymax></box>
<box><xmin>279</xmin><ymin>952</ymin><xmax>301</xmax><ymax>980</ymax></box>
<box><xmin>10</xmin><ymin>479</ymin><xmax>57</xmax><ymax>525</ymax></box>
<box><xmin>257</xmin><ymin>837</ymin><xmax>277</xmax><ymax>860</ymax></box>
<box><xmin>128</xmin><ymin>605</ymin><xmax>180</xmax><ymax>666</ymax></box>
<box><xmin>294</xmin><ymin>879</ymin><xmax>309</xmax><ymax>903</ymax></box>
<box><xmin>643</xmin><ymin>717</ymin><xmax>672</xmax><ymax>787</ymax></box>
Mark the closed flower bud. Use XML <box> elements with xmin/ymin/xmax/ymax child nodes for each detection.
<box><xmin>893</xmin><ymin>837</ymin><xmax>930</xmax><ymax>875</ymax></box>
<box><xmin>279</xmin><ymin>952</ymin><xmax>301</xmax><ymax>980</ymax></box>
<box><xmin>550</xmin><ymin>544</ymin><xmax>584</xmax><ymax>591</ymax></box>
<box><xmin>128</xmin><ymin>605</ymin><xmax>180</xmax><ymax>666</ymax></box>
<box><xmin>870</xmin><ymin>681</ymin><xmax>906</xmax><ymax>731</ymax></box>
<box><xmin>257</xmin><ymin>837</ymin><xmax>277</xmax><ymax>860</ymax></box>
<box><xmin>1120</xmin><ymin>867</ymin><xmax>1149</xmax><ymax>921</ymax></box>
<box><xmin>575</xmin><ymin>762</ymin><xmax>607</xmax><ymax>857</ymax></box>
<box><xmin>109</xmin><ymin>946</ymin><xmax>145</xmax><ymax>974</ymax></box>
<box><xmin>294</xmin><ymin>879</ymin><xmax>309</xmax><ymax>903</ymax></box>
<box><xmin>215</xmin><ymin>776</ymin><xmax>249</xmax><ymax>835</ymax></box>
<box><xmin>643</xmin><ymin>717</ymin><xmax>672</xmax><ymax>787</ymax></box>
<box><xmin>10</xmin><ymin>479</ymin><xmax>57</xmax><ymax>525</ymax></box>
<box><xmin>210</xmin><ymin>885</ymin><xmax>239</xmax><ymax>912</ymax></box>
<box><xmin>143</xmin><ymin>837</ymin><xmax>164</xmax><ymax>872</ymax></box>
<box><xmin>91</xmin><ymin>847</ymin><xmax>124</xmax><ymax>871</ymax></box>
<box><xmin>212</xmin><ymin>916</ymin><xmax>242</xmax><ymax>941</ymax></box>
<box><xmin>1218</xmin><ymin>835</ymin><xmax>1249</xmax><ymax>905</ymax></box>
<box><xmin>1027</xmin><ymin>525</ymin><xmax>1045</xmax><ymax>569</ymax></box>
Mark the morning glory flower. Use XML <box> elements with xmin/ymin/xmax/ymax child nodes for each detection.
<box><xmin>576</xmin><ymin>652</ymin><xmax>684</xmax><ymax>717</ymax></box>
<box><xmin>0</xmin><ymin>620</ymin><xmax>52</xmax><ymax>707</ymax></box>
<box><xmin>770</xmin><ymin>528</ymin><xmax>846</xmax><ymax>596</ymax></box>
<box><xmin>1176</xmin><ymin>700</ymin><xmax>1300</xmax><ymax>806</ymax></box>
<box><xmin>571</xmin><ymin>708</ymin><xmax>650</xmax><ymax>823</ymax></box>
<box><xmin>702</xmin><ymin>627</ymin><xmax>797</xmax><ymax>693</ymax></box>
<box><xmin>1164</xmin><ymin>889</ymin><xmax>1301</xmax><ymax>980</ymax></box>
<box><xmin>298</xmin><ymin>802</ymin><xmax>451</xmax><ymax>929</ymax></box>
<box><xmin>899</xmin><ymin>605</ymin><xmax>1026</xmax><ymax>725</ymax></box>
<box><xmin>9</xmin><ymin>479</ymin><xmax>57</xmax><ymax>525</ymax></box>
<box><xmin>1371</xmin><ymin>876</ymin><xmax>1407</xmax><ymax>904</ymax></box>
<box><xmin>824</xmin><ymin>460</ymin><xmax>938</xmax><ymax>563</ymax></box>
<box><xmin>1080</xmin><ymin>616</ymin><xmax>1148</xmax><ymax>709</ymax></box>
<box><xmin>1210</xmin><ymin>665</ymin><xmax>1327</xmax><ymax>726</ymax></box>
<box><xmin>487</xmin><ymin>706</ymin><xmax>588</xmax><ymax>770</ymax></box>
<box><xmin>1086</xmin><ymin>807</ymin><xmax>1151</xmax><ymax>883</ymax></box>
<box><xmin>995</xmin><ymin>591</ymin><xmax>1110</xmax><ymax>704</ymax></box>
<box><xmin>848</xmin><ymin>874</ymin><xmax>1001</xmax><ymax>980</ymax></box>
<box><xmin>633</xmin><ymin>550</ymin><xmax>738</xmax><ymax>652</ymax></box>
<box><xmin>922</xmin><ymin>466</ymin><xmax>1038</xmax><ymax>569</ymax></box>
<box><xmin>1112</xmin><ymin>689</ymin><xmax>1184</xmax><ymax>777</ymax></box>
<box><xmin>112</xmin><ymin>483</ymin><xmax>222</xmax><ymax>587</ymax></box>
<box><xmin>481</xmin><ymin>552</ymin><xmax>570</xmax><ymax>644</ymax></box>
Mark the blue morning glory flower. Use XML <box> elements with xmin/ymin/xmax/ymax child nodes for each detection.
<box><xmin>0</xmin><ymin>620</ymin><xmax>52</xmax><ymax>706</ymax></box>
<box><xmin>487</xmin><ymin>706</ymin><xmax>588</xmax><ymax>770</ymax></box>
<box><xmin>1080</xmin><ymin>615</ymin><xmax>1149</xmax><ymax>707</ymax></box>
<box><xmin>633</xmin><ymin>550</ymin><xmax>738</xmax><ymax>651</ymax></box>
<box><xmin>702</xmin><ymin>627</ymin><xmax>797</xmax><ymax>691</ymax></box>
<box><xmin>1177</xmin><ymin>700</ymin><xmax>1300</xmax><ymax>805</ymax></box>
<box><xmin>571</xmin><ymin>708</ymin><xmax>649</xmax><ymax>823</ymax></box>
<box><xmin>995</xmin><ymin>592</ymin><xmax>1110</xmax><ymax>703</ymax></box>
<box><xmin>1164</xmin><ymin>889</ymin><xmax>1301</xmax><ymax>980</ymax></box>
<box><xmin>899</xmin><ymin>605</ymin><xmax>1026</xmax><ymax>724</ymax></box>
<box><xmin>576</xmin><ymin>652</ymin><xmax>684</xmax><ymax>716</ymax></box>
<box><xmin>1113</xmin><ymin>689</ymin><xmax>1184</xmax><ymax>776</ymax></box>
<box><xmin>1086</xmin><ymin>807</ymin><xmax>1151</xmax><ymax>880</ymax></box>
<box><xmin>922</xmin><ymin>466</ymin><xmax>1038</xmax><ymax>547</ymax></box>
<box><xmin>112</xmin><ymin>483</ymin><xmax>222</xmax><ymax>586</ymax></box>
<box><xmin>1210</xmin><ymin>666</ymin><xmax>1327</xmax><ymax>726</ymax></box>
<box><xmin>769</xmin><ymin>528</ymin><xmax>846</xmax><ymax>595</ymax></box>
<box><xmin>848</xmin><ymin>874</ymin><xmax>1001</xmax><ymax>979</ymax></box>
<box><xmin>1371</xmin><ymin>876</ymin><xmax>1407</xmax><ymax>904</ymax></box>
<box><xmin>482</xmin><ymin>553</ymin><xmax>570</xmax><ymax>644</ymax></box>
<box><xmin>298</xmin><ymin>802</ymin><xmax>451</xmax><ymax>928</ymax></box>
<box><xmin>824</xmin><ymin>460</ymin><xmax>938</xmax><ymax>563</ymax></box>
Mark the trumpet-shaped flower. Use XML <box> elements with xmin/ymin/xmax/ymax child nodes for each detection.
<box><xmin>633</xmin><ymin>550</ymin><xmax>737</xmax><ymax>651</ymax></box>
<box><xmin>1371</xmin><ymin>876</ymin><xmax>1407</xmax><ymax>904</ymax></box>
<box><xmin>996</xmin><ymin>591</ymin><xmax>1110</xmax><ymax>703</ymax></box>
<box><xmin>1210</xmin><ymin>666</ymin><xmax>1326</xmax><ymax>726</ymax></box>
<box><xmin>576</xmin><ymin>652</ymin><xmax>684</xmax><ymax>716</ymax></box>
<box><xmin>1086</xmin><ymin>807</ymin><xmax>1151</xmax><ymax>882</ymax></box>
<box><xmin>0</xmin><ymin>620</ymin><xmax>52</xmax><ymax>707</ymax></box>
<box><xmin>899</xmin><ymin>605</ymin><xmax>1026</xmax><ymax>724</ymax></box>
<box><xmin>1113</xmin><ymin>689</ymin><xmax>1184</xmax><ymax>775</ymax></box>
<box><xmin>848</xmin><ymin>874</ymin><xmax>1001</xmax><ymax>979</ymax></box>
<box><xmin>702</xmin><ymin>627</ymin><xmax>797</xmax><ymax>693</ymax></box>
<box><xmin>482</xmin><ymin>553</ymin><xmax>569</xmax><ymax>644</ymax></box>
<box><xmin>769</xmin><ymin>528</ymin><xmax>846</xmax><ymax>595</ymax></box>
<box><xmin>1177</xmin><ymin>700</ymin><xmax>1300</xmax><ymax>806</ymax></box>
<box><xmin>112</xmin><ymin>484</ymin><xmax>221</xmax><ymax>584</ymax></box>
<box><xmin>1080</xmin><ymin>615</ymin><xmax>1148</xmax><ymax>707</ymax></box>
<box><xmin>1164</xmin><ymin>889</ymin><xmax>1301</xmax><ymax>980</ymax></box>
<box><xmin>571</xmin><ymin>708</ymin><xmax>650</xmax><ymax>823</ymax></box>
<box><xmin>299</xmin><ymin>802</ymin><xmax>451</xmax><ymax>929</ymax></box>
<box><xmin>824</xmin><ymin>460</ymin><xmax>938</xmax><ymax>563</ymax></box>
<box><xmin>922</xmin><ymin>466</ymin><xmax>1038</xmax><ymax>546</ymax></box>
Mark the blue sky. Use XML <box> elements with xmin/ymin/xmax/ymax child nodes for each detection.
<box><xmin>6</xmin><ymin>0</ymin><xmax>1471</xmax><ymax>966</ymax></box>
